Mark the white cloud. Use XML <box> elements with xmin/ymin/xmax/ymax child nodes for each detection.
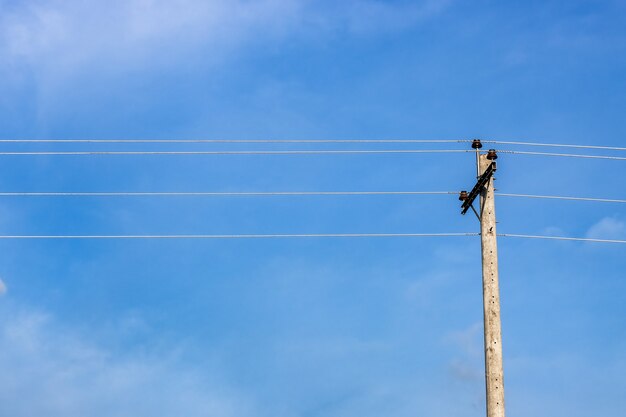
<box><xmin>0</xmin><ymin>307</ymin><xmax>253</xmax><ymax>417</ymax></box>
<box><xmin>0</xmin><ymin>0</ymin><xmax>453</xmax><ymax>77</ymax></box>
<box><xmin>1</xmin><ymin>0</ymin><xmax>302</xmax><ymax>73</ymax></box>
<box><xmin>444</xmin><ymin>321</ymin><xmax>482</xmax><ymax>358</ymax></box>
<box><xmin>443</xmin><ymin>322</ymin><xmax>483</xmax><ymax>386</ymax></box>
<box><xmin>0</xmin><ymin>0</ymin><xmax>454</xmax><ymax>124</ymax></box>
<box><xmin>586</xmin><ymin>217</ymin><xmax>626</xmax><ymax>240</ymax></box>
<box><xmin>0</xmin><ymin>278</ymin><xmax>6</xmax><ymax>295</ymax></box>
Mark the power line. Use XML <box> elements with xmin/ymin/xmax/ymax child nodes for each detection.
<box><xmin>485</xmin><ymin>140</ymin><xmax>626</xmax><ymax>152</ymax></box>
<box><xmin>2</xmin><ymin>139</ymin><xmax>624</xmax><ymax>154</ymax></box>
<box><xmin>1</xmin><ymin>191</ymin><xmax>623</xmax><ymax>204</ymax></box>
<box><xmin>498</xmin><ymin>150</ymin><xmax>626</xmax><ymax>161</ymax></box>
<box><xmin>0</xmin><ymin>139</ymin><xmax>469</xmax><ymax>144</ymax></box>
<box><xmin>496</xmin><ymin>193</ymin><xmax>626</xmax><ymax>204</ymax></box>
<box><xmin>0</xmin><ymin>149</ymin><xmax>472</xmax><ymax>156</ymax></box>
<box><xmin>0</xmin><ymin>232</ymin><xmax>623</xmax><ymax>243</ymax></box>
<box><xmin>0</xmin><ymin>191</ymin><xmax>456</xmax><ymax>197</ymax></box>
<box><xmin>0</xmin><ymin>232</ymin><xmax>478</xmax><ymax>239</ymax></box>
<box><xmin>1</xmin><ymin>139</ymin><xmax>623</xmax><ymax>152</ymax></box>
<box><xmin>0</xmin><ymin>149</ymin><xmax>622</xmax><ymax>160</ymax></box>
<box><xmin>499</xmin><ymin>234</ymin><xmax>626</xmax><ymax>244</ymax></box>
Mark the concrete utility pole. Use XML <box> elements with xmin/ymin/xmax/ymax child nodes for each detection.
<box><xmin>478</xmin><ymin>151</ymin><xmax>505</xmax><ymax>417</ymax></box>
<box><xmin>460</xmin><ymin>142</ymin><xmax>506</xmax><ymax>417</ymax></box>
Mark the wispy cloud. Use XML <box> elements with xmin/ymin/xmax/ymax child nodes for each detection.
<box><xmin>443</xmin><ymin>322</ymin><xmax>483</xmax><ymax>383</ymax></box>
<box><xmin>586</xmin><ymin>216</ymin><xmax>626</xmax><ymax>240</ymax></box>
<box><xmin>0</xmin><ymin>0</ymin><xmax>453</xmax><ymax>77</ymax></box>
<box><xmin>444</xmin><ymin>322</ymin><xmax>482</xmax><ymax>358</ymax></box>
<box><xmin>0</xmin><ymin>0</ymin><xmax>302</xmax><ymax>73</ymax></box>
<box><xmin>0</xmin><ymin>306</ymin><xmax>253</xmax><ymax>417</ymax></box>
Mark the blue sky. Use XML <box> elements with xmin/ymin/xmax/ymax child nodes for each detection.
<box><xmin>0</xmin><ymin>0</ymin><xmax>625</xmax><ymax>416</ymax></box>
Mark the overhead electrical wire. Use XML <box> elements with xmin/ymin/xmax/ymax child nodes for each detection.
<box><xmin>0</xmin><ymin>149</ymin><xmax>622</xmax><ymax>161</ymax></box>
<box><xmin>0</xmin><ymin>149</ymin><xmax>472</xmax><ymax>156</ymax></box>
<box><xmin>498</xmin><ymin>234</ymin><xmax>626</xmax><ymax>244</ymax></box>
<box><xmin>497</xmin><ymin>150</ymin><xmax>626</xmax><ymax>161</ymax></box>
<box><xmin>0</xmin><ymin>233</ymin><xmax>479</xmax><ymax>239</ymax></box>
<box><xmin>0</xmin><ymin>139</ymin><xmax>623</xmax><ymax>152</ymax></box>
<box><xmin>0</xmin><ymin>191</ymin><xmax>457</xmax><ymax>197</ymax></box>
<box><xmin>0</xmin><ymin>139</ymin><xmax>469</xmax><ymax>144</ymax></box>
<box><xmin>0</xmin><ymin>233</ymin><xmax>623</xmax><ymax>244</ymax></box>
<box><xmin>484</xmin><ymin>140</ymin><xmax>626</xmax><ymax>152</ymax></box>
<box><xmin>0</xmin><ymin>191</ymin><xmax>624</xmax><ymax>204</ymax></box>
<box><xmin>496</xmin><ymin>193</ymin><xmax>626</xmax><ymax>204</ymax></box>
<box><xmin>0</xmin><ymin>142</ymin><xmax>623</xmax><ymax>161</ymax></box>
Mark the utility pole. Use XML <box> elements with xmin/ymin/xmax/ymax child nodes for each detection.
<box><xmin>460</xmin><ymin>140</ymin><xmax>506</xmax><ymax>417</ymax></box>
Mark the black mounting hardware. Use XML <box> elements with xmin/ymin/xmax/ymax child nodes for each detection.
<box><xmin>461</xmin><ymin>161</ymin><xmax>497</xmax><ymax>215</ymax></box>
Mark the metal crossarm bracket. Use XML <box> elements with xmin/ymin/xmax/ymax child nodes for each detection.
<box><xmin>461</xmin><ymin>161</ymin><xmax>497</xmax><ymax>215</ymax></box>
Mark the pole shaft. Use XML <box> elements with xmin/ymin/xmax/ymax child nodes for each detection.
<box><xmin>479</xmin><ymin>154</ymin><xmax>506</xmax><ymax>417</ymax></box>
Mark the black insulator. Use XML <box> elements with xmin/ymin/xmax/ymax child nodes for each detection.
<box><xmin>471</xmin><ymin>139</ymin><xmax>483</xmax><ymax>149</ymax></box>
<box><xmin>486</xmin><ymin>149</ymin><xmax>498</xmax><ymax>160</ymax></box>
<box><xmin>459</xmin><ymin>190</ymin><xmax>469</xmax><ymax>201</ymax></box>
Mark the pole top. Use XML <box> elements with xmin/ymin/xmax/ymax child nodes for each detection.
<box><xmin>471</xmin><ymin>139</ymin><xmax>483</xmax><ymax>149</ymax></box>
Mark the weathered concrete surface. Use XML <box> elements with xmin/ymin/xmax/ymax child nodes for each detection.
<box><xmin>479</xmin><ymin>153</ymin><xmax>506</xmax><ymax>417</ymax></box>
